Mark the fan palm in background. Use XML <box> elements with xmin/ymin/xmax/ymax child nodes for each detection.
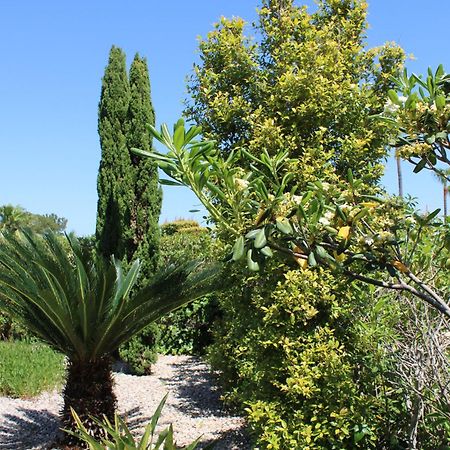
<box><xmin>0</xmin><ymin>230</ymin><xmax>219</xmax><ymax>447</ymax></box>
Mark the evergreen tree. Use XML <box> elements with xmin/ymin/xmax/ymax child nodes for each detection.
<box><xmin>126</xmin><ymin>54</ymin><xmax>162</xmax><ymax>284</ymax></box>
<box><xmin>96</xmin><ymin>48</ymin><xmax>161</xmax><ymax>283</ymax></box>
<box><xmin>96</xmin><ymin>46</ymin><xmax>132</xmax><ymax>260</ymax></box>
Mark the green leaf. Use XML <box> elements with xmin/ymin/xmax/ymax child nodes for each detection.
<box><xmin>260</xmin><ymin>246</ymin><xmax>274</xmax><ymax>257</ymax></box>
<box><xmin>247</xmin><ymin>249</ymin><xmax>260</xmax><ymax>272</ymax></box>
<box><xmin>276</xmin><ymin>218</ymin><xmax>293</xmax><ymax>235</ymax></box>
<box><xmin>425</xmin><ymin>208</ymin><xmax>441</xmax><ymax>223</ymax></box>
<box><xmin>425</xmin><ymin>135</ymin><xmax>436</xmax><ymax>145</ymax></box>
<box><xmin>254</xmin><ymin>228</ymin><xmax>267</xmax><ymax>249</ymax></box>
<box><xmin>388</xmin><ymin>89</ymin><xmax>400</xmax><ymax>105</ymax></box>
<box><xmin>173</xmin><ymin>123</ymin><xmax>185</xmax><ymax>150</ymax></box>
<box><xmin>335</xmin><ymin>205</ymin><xmax>347</xmax><ymax>221</ymax></box>
<box><xmin>435</xmin><ymin>95</ymin><xmax>446</xmax><ymax>110</ymax></box>
<box><xmin>308</xmin><ymin>252</ymin><xmax>317</xmax><ymax>267</ymax></box>
<box><xmin>413</xmin><ymin>158</ymin><xmax>427</xmax><ymax>173</ymax></box>
<box><xmin>315</xmin><ymin>245</ymin><xmax>329</xmax><ymax>260</ymax></box>
<box><xmin>159</xmin><ymin>179</ymin><xmax>184</xmax><ymax>187</ymax></box>
<box><xmin>436</xmin><ymin>64</ymin><xmax>445</xmax><ymax>79</ymax></box>
<box><xmin>232</xmin><ymin>236</ymin><xmax>245</xmax><ymax>261</ymax></box>
<box><xmin>347</xmin><ymin>168</ymin><xmax>354</xmax><ymax>186</ymax></box>
<box><xmin>352</xmin><ymin>208</ymin><xmax>369</xmax><ymax>223</ymax></box>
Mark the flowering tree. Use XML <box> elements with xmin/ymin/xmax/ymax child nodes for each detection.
<box><xmin>134</xmin><ymin>112</ymin><xmax>450</xmax><ymax>319</ymax></box>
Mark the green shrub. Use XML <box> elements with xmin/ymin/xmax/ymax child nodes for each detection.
<box><xmin>119</xmin><ymin>322</ymin><xmax>161</xmax><ymax>375</ymax></box>
<box><xmin>0</xmin><ymin>341</ymin><xmax>65</xmax><ymax>397</ymax></box>
<box><xmin>209</xmin><ymin>263</ymin><xmax>405</xmax><ymax>449</ymax></box>
<box><xmin>0</xmin><ymin>312</ymin><xmax>31</xmax><ymax>341</ymax></box>
<box><xmin>158</xmin><ymin>220</ymin><xmax>219</xmax><ymax>356</ymax></box>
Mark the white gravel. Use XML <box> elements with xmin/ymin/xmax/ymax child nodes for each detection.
<box><xmin>0</xmin><ymin>355</ymin><xmax>251</xmax><ymax>449</ymax></box>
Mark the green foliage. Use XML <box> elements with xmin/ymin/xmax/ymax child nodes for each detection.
<box><xmin>209</xmin><ymin>263</ymin><xmax>404</xmax><ymax>449</ymax></box>
<box><xmin>96</xmin><ymin>47</ymin><xmax>162</xmax><ymax>277</ymax></box>
<box><xmin>127</xmin><ymin>53</ymin><xmax>162</xmax><ymax>284</ymax></box>
<box><xmin>186</xmin><ymin>0</ymin><xmax>404</xmax><ymax>184</ymax></box>
<box><xmin>0</xmin><ymin>312</ymin><xmax>31</xmax><ymax>341</ymax></box>
<box><xmin>0</xmin><ymin>204</ymin><xmax>67</xmax><ymax>234</ymax></box>
<box><xmin>67</xmin><ymin>394</ymin><xmax>201</xmax><ymax>449</ymax></box>
<box><xmin>97</xmin><ymin>47</ymin><xmax>162</xmax><ymax>373</ymax></box>
<box><xmin>158</xmin><ymin>220</ymin><xmax>219</xmax><ymax>356</ymax></box>
<box><xmin>0</xmin><ymin>341</ymin><xmax>64</xmax><ymax>397</ymax></box>
<box><xmin>119</xmin><ymin>322</ymin><xmax>160</xmax><ymax>375</ymax></box>
<box><xmin>0</xmin><ymin>229</ymin><xmax>218</xmax><ymax>361</ymax></box>
<box><xmin>0</xmin><ymin>229</ymin><xmax>219</xmax><ymax>441</ymax></box>
<box><xmin>135</xmin><ymin>1</ymin><xmax>417</xmax><ymax>447</ymax></box>
<box><xmin>96</xmin><ymin>46</ymin><xmax>132</xmax><ymax>260</ymax></box>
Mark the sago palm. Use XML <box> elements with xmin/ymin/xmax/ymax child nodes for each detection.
<box><xmin>0</xmin><ymin>230</ymin><xmax>219</xmax><ymax>447</ymax></box>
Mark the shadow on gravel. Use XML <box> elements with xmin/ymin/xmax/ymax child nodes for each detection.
<box><xmin>0</xmin><ymin>408</ymin><xmax>60</xmax><ymax>449</ymax></box>
<box><xmin>198</xmin><ymin>425</ymin><xmax>252</xmax><ymax>450</ymax></box>
<box><xmin>159</xmin><ymin>357</ymin><xmax>224</xmax><ymax>417</ymax></box>
<box><xmin>159</xmin><ymin>357</ymin><xmax>252</xmax><ymax>449</ymax></box>
<box><xmin>120</xmin><ymin>406</ymin><xmax>152</xmax><ymax>432</ymax></box>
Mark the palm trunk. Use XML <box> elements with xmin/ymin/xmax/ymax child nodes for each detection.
<box><xmin>396</xmin><ymin>153</ymin><xmax>404</xmax><ymax>198</ymax></box>
<box><xmin>59</xmin><ymin>357</ymin><xmax>116</xmax><ymax>447</ymax></box>
<box><xmin>444</xmin><ymin>184</ymin><xmax>448</xmax><ymax>220</ymax></box>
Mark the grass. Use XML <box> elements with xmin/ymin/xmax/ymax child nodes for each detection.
<box><xmin>0</xmin><ymin>340</ymin><xmax>65</xmax><ymax>398</ymax></box>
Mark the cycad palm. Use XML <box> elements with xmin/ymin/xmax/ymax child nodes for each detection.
<box><xmin>0</xmin><ymin>230</ymin><xmax>218</xmax><ymax>447</ymax></box>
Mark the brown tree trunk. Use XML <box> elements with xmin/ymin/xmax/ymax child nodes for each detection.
<box><xmin>444</xmin><ymin>184</ymin><xmax>448</xmax><ymax>220</ymax></box>
<box><xmin>396</xmin><ymin>154</ymin><xmax>404</xmax><ymax>198</ymax></box>
<box><xmin>59</xmin><ymin>357</ymin><xmax>116</xmax><ymax>448</ymax></box>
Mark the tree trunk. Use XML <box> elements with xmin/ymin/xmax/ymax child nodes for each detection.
<box><xmin>444</xmin><ymin>184</ymin><xmax>448</xmax><ymax>220</ymax></box>
<box><xmin>59</xmin><ymin>357</ymin><xmax>116</xmax><ymax>448</ymax></box>
<box><xmin>396</xmin><ymin>154</ymin><xmax>404</xmax><ymax>198</ymax></box>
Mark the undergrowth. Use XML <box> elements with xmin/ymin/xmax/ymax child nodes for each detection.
<box><xmin>0</xmin><ymin>341</ymin><xmax>65</xmax><ymax>398</ymax></box>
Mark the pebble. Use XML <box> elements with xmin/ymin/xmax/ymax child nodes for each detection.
<box><xmin>0</xmin><ymin>355</ymin><xmax>251</xmax><ymax>449</ymax></box>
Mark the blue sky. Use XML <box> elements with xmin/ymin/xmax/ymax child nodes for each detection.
<box><xmin>0</xmin><ymin>1</ymin><xmax>448</xmax><ymax>236</ymax></box>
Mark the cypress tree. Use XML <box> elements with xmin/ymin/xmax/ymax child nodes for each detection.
<box><xmin>96</xmin><ymin>46</ymin><xmax>132</xmax><ymax>260</ymax></box>
<box><xmin>96</xmin><ymin>47</ymin><xmax>162</xmax><ymax>284</ymax></box>
<box><xmin>126</xmin><ymin>54</ymin><xmax>162</xmax><ymax>285</ymax></box>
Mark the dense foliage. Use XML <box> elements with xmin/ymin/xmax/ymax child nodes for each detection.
<box><xmin>0</xmin><ymin>341</ymin><xmax>64</xmax><ymax>397</ymax></box>
<box><xmin>158</xmin><ymin>220</ymin><xmax>219</xmax><ymax>356</ymax></box>
<box><xmin>134</xmin><ymin>1</ymin><xmax>409</xmax><ymax>448</ymax></box>
<box><xmin>144</xmin><ymin>67</ymin><xmax>450</xmax><ymax>450</ymax></box>
<box><xmin>96</xmin><ymin>47</ymin><xmax>163</xmax><ymax>373</ymax></box>
<box><xmin>0</xmin><ymin>230</ymin><xmax>218</xmax><ymax>445</ymax></box>
<box><xmin>0</xmin><ymin>204</ymin><xmax>67</xmax><ymax>234</ymax></box>
<box><xmin>96</xmin><ymin>47</ymin><xmax>162</xmax><ymax>275</ymax></box>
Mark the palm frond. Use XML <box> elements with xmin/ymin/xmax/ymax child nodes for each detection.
<box><xmin>0</xmin><ymin>230</ymin><xmax>220</xmax><ymax>361</ymax></box>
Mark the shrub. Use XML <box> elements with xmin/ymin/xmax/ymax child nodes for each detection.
<box><xmin>0</xmin><ymin>312</ymin><xmax>32</xmax><ymax>341</ymax></box>
<box><xmin>119</xmin><ymin>322</ymin><xmax>161</xmax><ymax>375</ymax></box>
<box><xmin>209</xmin><ymin>263</ymin><xmax>405</xmax><ymax>449</ymax></box>
<box><xmin>0</xmin><ymin>341</ymin><xmax>65</xmax><ymax>397</ymax></box>
<box><xmin>158</xmin><ymin>220</ymin><xmax>219</xmax><ymax>356</ymax></box>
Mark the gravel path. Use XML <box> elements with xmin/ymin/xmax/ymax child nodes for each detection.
<box><xmin>0</xmin><ymin>355</ymin><xmax>251</xmax><ymax>449</ymax></box>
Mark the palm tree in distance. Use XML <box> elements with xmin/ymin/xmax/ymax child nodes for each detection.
<box><xmin>433</xmin><ymin>169</ymin><xmax>450</xmax><ymax>220</ymax></box>
<box><xmin>0</xmin><ymin>204</ymin><xmax>27</xmax><ymax>231</ymax></box>
<box><xmin>0</xmin><ymin>230</ymin><xmax>219</xmax><ymax>447</ymax></box>
<box><xmin>395</xmin><ymin>150</ymin><xmax>404</xmax><ymax>198</ymax></box>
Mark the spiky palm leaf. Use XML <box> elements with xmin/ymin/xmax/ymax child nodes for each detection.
<box><xmin>0</xmin><ymin>229</ymin><xmax>219</xmax><ymax>446</ymax></box>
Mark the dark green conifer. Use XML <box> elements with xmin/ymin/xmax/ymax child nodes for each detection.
<box><xmin>96</xmin><ymin>48</ymin><xmax>161</xmax><ymax>283</ymax></box>
<box><xmin>96</xmin><ymin>46</ymin><xmax>132</xmax><ymax>260</ymax></box>
<box><xmin>126</xmin><ymin>54</ymin><xmax>162</xmax><ymax>284</ymax></box>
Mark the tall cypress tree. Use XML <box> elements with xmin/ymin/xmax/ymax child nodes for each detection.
<box><xmin>126</xmin><ymin>54</ymin><xmax>162</xmax><ymax>284</ymax></box>
<box><xmin>96</xmin><ymin>46</ymin><xmax>132</xmax><ymax>260</ymax></box>
<box><xmin>96</xmin><ymin>48</ymin><xmax>161</xmax><ymax>286</ymax></box>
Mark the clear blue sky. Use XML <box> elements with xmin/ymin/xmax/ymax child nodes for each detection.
<box><xmin>1</xmin><ymin>1</ymin><xmax>448</xmax><ymax>236</ymax></box>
